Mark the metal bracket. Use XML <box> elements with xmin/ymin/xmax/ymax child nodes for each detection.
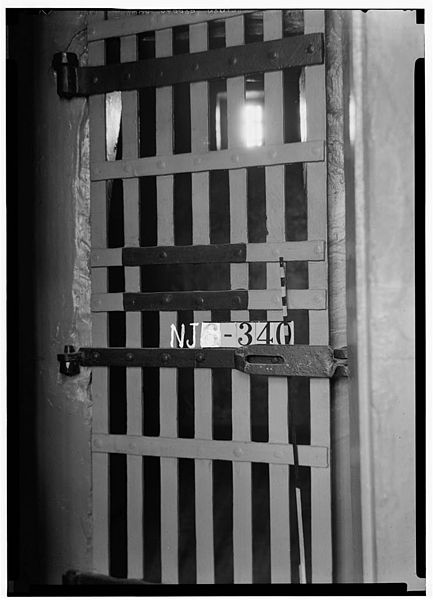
<box><xmin>52</xmin><ymin>33</ymin><xmax>323</xmax><ymax>98</ymax></box>
<box><xmin>58</xmin><ymin>344</ymin><xmax>348</xmax><ymax>378</ymax></box>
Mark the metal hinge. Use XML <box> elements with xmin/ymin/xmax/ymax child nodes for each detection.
<box><xmin>52</xmin><ymin>33</ymin><xmax>323</xmax><ymax>98</ymax></box>
<box><xmin>58</xmin><ymin>344</ymin><xmax>348</xmax><ymax>378</ymax></box>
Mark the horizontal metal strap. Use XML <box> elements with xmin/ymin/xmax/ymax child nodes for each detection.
<box><xmin>92</xmin><ymin>433</ymin><xmax>329</xmax><ymax>468</ymax></box>
<box><xmin>57</xmin><ymin>34</ymin><xmax>322</xmax><ymax>97</ymax></box>
<box><xmin>91</xmin><ymin>289</ymin><xmax>327</xmax><ymax>312</ymax></box>
<box><xmin>91</xmin><ymin>140</ymin><xmax>324</xmax><ymax>181</ymax></box>
<box><xmin>58</xmin><ymin>345</ymin><xmax>348</xmax><ymax>377</ymax></box>
<box><xmin>91</xmin><ymin>241</ymin><xmax>325</xmax><ymax>267</ymax></box>
<box><xmin>88</xmin><ymin>10</ymin><xmax>258</xmax><ymax>41</ymax></box>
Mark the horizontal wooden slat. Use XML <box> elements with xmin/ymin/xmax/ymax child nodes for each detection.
<box><xmin>91</xmin><ymin>289</ymin><xmax>327</xmax><ymax>312</ymax></box>
<box><xmin>92</xmin><ymin>434</ymin><xmax>329</xmax><ymax>468</ymax></box>
<box><xmin>88</xmin><ymin>10</ymin><xmax>256</xmax><ymax>41</ymax></box>
<box><xmin>91</xmin><ymin>141</ymin><xmax>324</xmax><ymax>181</ymax></box>
<box><xmin>91</xmin><ymin>241</ymin><xmax>325</xmax><ymax>267</ymax></box>
<box><xmin>78</xmin><ymin>34</ymin><xmax>323</xmax><ymax>96</ymax></box>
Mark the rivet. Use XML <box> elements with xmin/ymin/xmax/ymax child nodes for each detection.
<box><xmin>269</xmin><ymin>50</ymin><xmax>279</xmax><ymax>59</ymax></box>
<box><xmin>315</xmin><ymin>242</ymin><xmax>323</xmax><ymax>255</ymax></box>
<box><xmin>162</xmin><ymin>294</ymin><xmax>172</xmax><ymax>304</ymax></box>
<box><xmin>92</xmin><ymin>352</ymin><xmax>100</xmax><ymax>360</ymax></box>
<box><xmin>159</xmin><ymin>70</ymin><xmax>164</xmax><ymax>77</ymax></box>
<box><xmin>126</xmin><ymin>352</ymin><xmax>134</xmax><ymax>361</ymax></box>
<box><xmin>196</xmin><ymin>352</ymin><xmax>205</xmax><ymax>363</ymax></box>
<box><xmin>195</xmin><ymin>295</ymin><xmax>204</xmax><ymax>306</ymax></box>
<box><xmin>237</xmin><ymin>248</ymin><xmax>244</xmax><ymax>257</ymax></box>
<box><xmin>194</xmin><ymin>156</ymin><xmax>202</xmax><ymax>165</ymax></box>
<box><xmin>269</xmin><ymin>150</ymin><xmax>278</xmax><ymax>160</ymax></box>
<box><xmin>125</xmin><ymin>164</ymin><xmax>133</xmax><ymax>175</ymax></box>
<box><xmin>232</xmin><ymin>154</ymin><xmax>240</xmax><ymax>163</ymax></box>
<box><xmin>93</xmin><ymin>76</ymin><xmax>99</xmax><ymax>84</ymax></box>
<box><xmin>159</xmin><ymin>250</ymin><xmax>168</xmax><ymax>259</ymax></box>
<box><xmin>229</xmin><ymin>56</ymin><xmax>238</xmax><ymax>66</ymax></box>
<box><xmin>235</xmin><ymin>295</ymin><xmax>242</xmax><ymax>307</ymax></box>
<box><xmin>90</xmin><ymin>28</ymin><xmax>96</xmax><ymax>36</ymax></box>
<box><xmin>274</xmin><ymin>449</ymin><xmax>284</xmax><ymax>459</ymax></box>
<box><xmin>124</xmin><ymin>71</ymin><xmax>132</xmax><ymax>80</ymax></box>
<box><xmin>271</xmin><ymin>356</ymin><xmax>279</xmax><ymax>364</ymax></box>
<box><xmin>306</xmin><ymin>44</ymin><xmax>315</xmax><ymax>54</ymax></box>
<box><xmin>193</xmin><ymin>63</ymin><xmax>199</xmax><ymax>71</ymax></box>
<box><xmin>234</xmin><ymin>447</ymin><xmax>243</xmax><ymax>458</ymax></box>
<box><xmin>129</xmin><ymin>441</ymin><xmax>137</xmax><ymax>451</ymax></box>
<box><xmin>93</xmin><ymin>438</ymin><xmax>102</xmax><ymax>449</ymax></box>
<box><xmin>157</xmin><ymin>160</ymin><xmax>166</xmax><ymax>169</ymax></box>
<box><xmin>160</xmin><ymin>352</ymin><xmax>170</xmax><ymax>364</ymax></box>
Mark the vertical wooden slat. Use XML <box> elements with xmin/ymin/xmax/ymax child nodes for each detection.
<box><xmin>263</xmin><ymin>10</ymin><xmax>291</xmax><ymax>584</ymax></box>
<box><xmin>304</xmin><ymin>9</ymin><xmax>332</xmax><ymax>583</ymax></box>
<box><xmin>190</xmin><ymin>22</ymin><xmax>215</xmax><ymax>584</ymax></box>
<box><xmin>120</xmin><ymin>34</ymin><xmax>143</xmax><ymax>580</ymax></box>
<box><xmin>89</xmin><ymin>37</ymin><xmax>110</xmax><ymax>574</ymax></box>
<box><xmin>155</xmin><ymin>28</ymin><xmax>178</xmax><ymax>585</ymax></box>
<box><xmin>226</xmin><ymin>15</ymin><xmax>253</xmax><ymax>584</ymax></box>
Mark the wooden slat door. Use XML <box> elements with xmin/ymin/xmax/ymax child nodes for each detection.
<box><xmin>88</xmin><ymin>9</ymin><xmax>331</xmax><ymax>584</ymax></box>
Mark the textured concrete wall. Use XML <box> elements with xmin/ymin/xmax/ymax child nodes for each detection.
<box><xmin>24</xmin><ymin>11</ymin><xmax>93</xmax><ymax>584</ymax></box>
<box><xmin>346</xmin><ymin>10</ymin><xmax>423</xmax><ymax>589</ymax></box>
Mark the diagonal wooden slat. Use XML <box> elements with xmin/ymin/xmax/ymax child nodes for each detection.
<box><xmin>91</xmin><ymin>140</ymin><xmax>324</xmax><ymax>181</ymax></box>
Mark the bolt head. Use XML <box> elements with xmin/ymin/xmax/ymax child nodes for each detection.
<box><xmin>160</xmin><ymin>353</ymin><xmax>170</xmax><ymax>364</ymax></box>
<box><xmin>159</xmin><ymin>250</ymin><xmax>168</xmax><ymax>260</ymax></box>
<box><xmin>126</xmin><ymin>352</ymin><xmax>134</xmax><ymax>361</ymax></box>
<box><xmin>162</xmin><ymin>294</ymin><xmax>172</xmax><ymax>304</ymax></box>
<box><xmin>93</xmin><ymin>352</ymin><xmax>100</xmax><ymax>360</ymax></box>
<box><xmin>306</xmin><ymin>44</ymin><xmax>315</xmax><ymax>54</ymax></box>
<box><xmin>195</xmin><ymin>352</ymin><xmax>205</xmax><ymax>363</ymax></box>
<box><xmin>229</xmin><ymin>56</ymin><xmax>238</xmax><ymax>66</ymax></box>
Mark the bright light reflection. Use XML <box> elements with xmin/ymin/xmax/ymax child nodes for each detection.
<box><xmin>243</xmin><ymin>103</ymin><xmax>263</xmax><ymax>148</ymax></box>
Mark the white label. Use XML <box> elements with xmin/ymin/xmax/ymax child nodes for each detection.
<box><xmin>170</xmin><ymin>321</ymin><xmax>294</xmax><ymax>348</ymax></box>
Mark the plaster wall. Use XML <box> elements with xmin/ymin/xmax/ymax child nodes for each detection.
<box><xmin>347</xmin><ymin>10</ymin><xmax>423</xmax><ymax>589</ymax></box>
<box><xmin>11</xmin><ymin>10</ymin><xmax>95</xmax><ymax>585</ymax></box>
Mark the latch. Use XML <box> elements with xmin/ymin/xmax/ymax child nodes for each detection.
<box><xmin>58</xmin><ymin>345</ymin><xmax>348</xmax><ymax>377</ymax></box>
<box><xmin>234</xmin><ymin>344</ymin><xmax>348</xmax><ymax>378</ymax></box>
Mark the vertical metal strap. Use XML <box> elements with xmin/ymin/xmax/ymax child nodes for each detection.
<box><xmin>121</xmin><ymin>33</ymin><xmax>143</xmax><ymax>580</ymax></box>
<box><xmin>226</xmin><ymin>14</ymin><xmax>253</xmax><ymax>584</ymax></box>
<box><xmin>304</xmin><ymin>9</ymin><xmax>332</xmax><ymax>583</ymax></box>
<box><xmin>155</xmin><ymin>28</ymin><xmax>179</xmax><ymax>585</ymax></box>
<box><xmin>190</xmin><ymin>21</ymin><xmax>215</xmax><ymax>584</ymax></box>
<box><xmin>89</xmin><ymin>36</ymin><xmax>110</xmax><ymax>575</ymax></box>
<box><xmin>263</xmin><ymin>10</ymin><xmax>291</xmax><ymax>584</ymax></box>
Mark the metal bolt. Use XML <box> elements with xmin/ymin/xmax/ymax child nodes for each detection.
<box><xmin>195</xmin><ymin>352</ymin><xmax>205</xmax><ymax>363</ymax></box>
<box><xmin>159</xmin><ymin>250</ymin><xmax>168</xmax><ymax>259</ymax></box>
<box><xmin>162</xmin><ymin>294</ymin><xmax>172</xmax><ymax>304</ymax></box>
<box><xmin>269</xmin><ymin>50</ymin><xmax>279</xmax><ymax>59</ymax></box>
<box><xmin>274</xmin><ymin>449</ymin><xmax>284</xmax><ymax>459</ymax></box>
<box><xmin>232</xmin><ymin>154</ymin><xmax>240</xmax><ymax>163</ymax></box>
<box><xmin>194</xmin><ymin>156</ymin><xmax>202</xmax><ymax>165</ymax></box>
<box><xmin>129</xmin><ymin>441</ymin><xmax>137</xmax><ymax>451</ymax></box>
<box><xmin>269</xmin><ymin>150</ymin><xmax>278</xmax><ymax>160</ymax></box>
<box><xmin>125</xmin><ymin>164</ymin><xmax>133</xmax><ymax>175</ymax></box>
<box><xmin>306</xmin><ymin>44</ymin><xmax>315</xmax><ymax>54</ymax></box>
<box><xmin>193</xmin><ymin>63</ymin><xmax>199</xmax><ymax>71</ymax></box>
<box><xmin>234</xmin><ymin>447</ymin><xmax>243</xmax><ymax>458</ymax></box>
<box><xmin>126</xmin><ymin>352</ymin><xmax>134</xmax><ymax>361</ymax></box>
<box><xmin>271</xmin><ymin>356</ymin><xmax>279</xmax><ymax>364</ymax></box>
<box><xmin>93</xmin><ymin>352</ymin><xmax>100</xmax><ymax>360</ymax></box>
<box><xmin>93</xmin><ymin>438</ymin><xmax>102</xmax><ymax>449</ymax></box>
<box><xmin>229</xmin><ymin>56</ymin><xmax>238</xmax><ymax>66</ymax></box>
<box><xmin>124</xmin><ymin>71</ymin><xmax>132</xmax><ymax>80</ymax></box>
<box><xmin>159</xmin><ymin>70</ymin><xmax>164</xmax><ymax>78</ymax></box>
<box><xmin>235</xmin><ymin>295</ymin><xmax>242</xmax><ymax>307</ymax></box>
<box><xmin>316</xmin><ymin>242</ymin><xmax>323</xmax><ymax>255</ymax></box>
<box><xmin>195</xmin><ymin>295</ymin><xmax>204</xmax><ymax>306</ymax></box>
<box><xmin>93</xmin><ymin>76</ymin><xmax>99</xmax><ymax>84</ymax></box>
<box><xmin>160</xmin><ymin>352</ymin><xmax>170</xmax><ymax>364</ymax></box>
<box><xmin>237</xmin><ymin>247</ymin><xmax>244</xmax><ymax>257</ymax></box>
<box><xmin>157</xmin><ymin>160</ymin><xmax>166</xmax><ymax>169</ymax></box>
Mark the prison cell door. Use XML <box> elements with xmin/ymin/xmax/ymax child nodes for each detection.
<box><xmin>87</xmin><ymin>9</ymin><xmax>331</xmax><ymax>584</ymax></box>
